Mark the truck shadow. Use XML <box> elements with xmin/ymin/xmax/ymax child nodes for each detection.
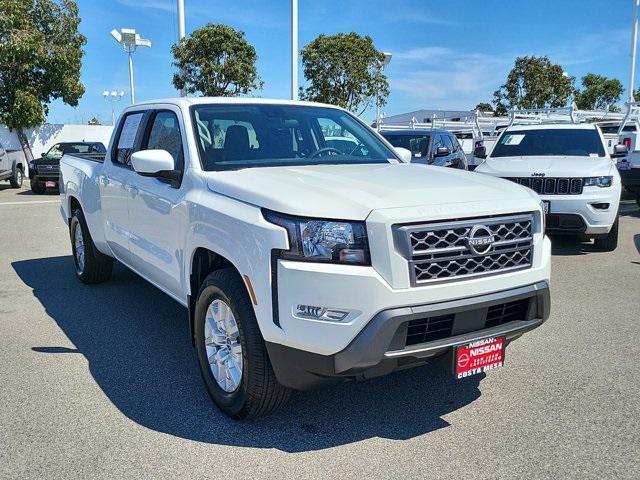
<box><xmin>13</xmin><ymin>256</ymin><xmax>482</xmax><ymax>453</ymax></box>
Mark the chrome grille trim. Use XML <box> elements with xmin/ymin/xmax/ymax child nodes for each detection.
<box><xmin>394</xmin><ymin>214</ymin><xmax>534</xmax><ymax>285</ymax></box>
<box><xmin>505</xmin><ymin>177</ymin><xmax>583</xmax><ymax>195</ymax></box>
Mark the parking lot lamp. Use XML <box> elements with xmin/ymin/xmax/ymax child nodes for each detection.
<box><xmin>110</xmin><ymin>28</ymin><xmax>152</xmax><ymax>104</ymax></box>
<box><xmin>103</xmin><ymin>90</ymin><xmax>125</xmax><ymax>125</ymax></box>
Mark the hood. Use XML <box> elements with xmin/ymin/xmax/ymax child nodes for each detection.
<box><xmin>205</xmin><ymin>163</ymin><xmax>535</xmax><ymax>220</ymax></box>
<box><xmin>476</xmin><ymin>155</ymin><xmax>615</xmax><ymax>178</ymax></box>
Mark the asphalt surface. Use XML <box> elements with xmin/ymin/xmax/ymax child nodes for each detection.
<box><xmin>1</xmin><ymin>181</ymin><xmax>639</xmax><ymax>479</ymax></box>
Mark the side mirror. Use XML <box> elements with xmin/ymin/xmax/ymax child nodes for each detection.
<box><xmin>612</xmin><ymin>144</ymin><xmax>629</xmax><ymax>158</ymax></box>
<box><xmin>394</xmin><ymin>147</ymin><xmax>413</xmax><ymax>163</ymax></box>
<box><xmin>434</xmin><ymin>146</ymin><xmax>450</xmax><ymax>158</ymax></box>
<box><xmin>41</xmin><ymin>152</ymin><xmax>47</xmax><ymax>158</ymax></box>
<box><xmin>131</xmin><ymin>149</ymin><xmax>176</xmax><ymax>178</ymax></box>
<box><xmin>474</xmin><ymin>145</ymin><xmax>487</xmax><ymax>159</ymax></box>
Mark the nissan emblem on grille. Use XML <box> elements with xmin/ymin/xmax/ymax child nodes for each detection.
<box><xmin>395</xmin><ymin>214</ymin><xmax>534</xmax><ymax>285</ymax></box>
<box><xmin>466</xmin><ymin>225</ymin><xmax>495</xmax><ymax>255</ymax></box>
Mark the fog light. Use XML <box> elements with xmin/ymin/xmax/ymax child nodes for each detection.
<box><xmin>294</xmin><ymin>305</ymin><xmax>350</xmax><ymax>322</ymax></box>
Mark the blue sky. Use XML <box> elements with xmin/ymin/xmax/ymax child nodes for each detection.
<box><xmin>48</xmin><ymin>0</ymin><xmax>632</xmax><ymax>124</ymax></box>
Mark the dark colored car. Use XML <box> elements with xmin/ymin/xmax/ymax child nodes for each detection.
<box><xmin>380</xmin><ymin>128</ymin><xmax>468</xmax><ymax>170</ymax></box>
<box><xmin>29</xmin><ymin>142</ymin><xmax>106</xmax><ymax>194</ymax></box>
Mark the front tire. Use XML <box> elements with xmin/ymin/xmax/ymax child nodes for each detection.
<box><xmin>31</xmin><ymin>180</ymin><xmax>46</xmax><ymax>194</ymax></box>
<box><xmin>594</xmin><ymin>216</ymin><xmax>619</xmax><ymax>252</ymax></box>
<box><xmin>9</xmin><ymin>167</ymin><xmax>23</xmax><ymax>188</ymax></box>
<box><xmin>194</xmin><ymin>269</ymin><xmax>290</xmax><ymax>419</ymax></box>
<box><xmin>70</xmin><ymin>208</ymin><xmax>113</xmax><ymax>284</ymax></box>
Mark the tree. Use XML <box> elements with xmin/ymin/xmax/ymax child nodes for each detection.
<box><xmin>475</xmin><ymin>102</ymin><xmax>494</xmax><ymax>113</ymax></box>
<box><xmin>300</xmin><ymin>32</ymin><xmax>389</xmax><ymax>114</ymax></box>
<box><xmin>574</xmin><ymin>74</ymin><xmax>623</xmax><ymax>110</ymax></box>
<box><xmin>493</xmin><ymin>56</ymin><xmax>574</xmax><ymax>113</ymax></box>
<box><xmin>0</xmin><ymin>0</ymin><xmax>86</xmax><ymax>160</ymax></box>
<box><xmin>172</xmin><ymin>24</ymin><xmax>263</xmax><ymax>97</ymax></box>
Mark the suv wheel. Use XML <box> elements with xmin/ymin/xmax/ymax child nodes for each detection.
<box><xmin>9</xmin><ymin>167</ymin><xmax>23</xmax><ymax>188</ymax></box>
<box><xmin>594</xmin><ymin>216</ymin><xmax>619</xmax><ymax>252</ymax></box>
<box><xmin>70</xmin><ymin>208</ymin><xmax>113</xmax><ymax>283</ymax></box>
<box><xmin>194</xmin><ymin>269</ymin><xmax>290</xmax><ymax>419</ymax></box>
<box><xmin>31</xmin><ymin>180</ymin><xmax>46</xmax><ymax>194</ymax></box>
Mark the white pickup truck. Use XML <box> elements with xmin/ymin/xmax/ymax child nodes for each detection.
<box><xmin>59</xmin><ymin>98</ymin><xmax>551</xmax><ymax>419</ymax></box>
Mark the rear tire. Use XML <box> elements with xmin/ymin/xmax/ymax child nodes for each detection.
<box><xmin>194</xmin><ymin>269</ymin><xmax>290</xmax><ymax>419</ymax></box>
<box><xmin>70</xmin><ymin>208</ymin><xmax>113</xmax><ymax>284</ymax></box>
<box><xmin>594</xmin><ymin>216</ymin><xmax>619</xmax><ymax>252</ymax></box>
<box><xmin>31</xmin><ymin>180</ymin><xmax>46</xmax><ymax>194</ymax></box>
<box><xmin>9</xmin><ymin>167</ymin><xmax>23</xmax><ymax>188</ymax></box>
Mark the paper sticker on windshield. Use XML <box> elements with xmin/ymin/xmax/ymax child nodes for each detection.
<box><xmin>117</xmin><ymin>113</ymin><xmax>143</xmax><ymax>149</ymax></box>
<box><xmin>501</xmin><ymin>134</ymin><xmax>525</xmax><ymax>145</ymax></box>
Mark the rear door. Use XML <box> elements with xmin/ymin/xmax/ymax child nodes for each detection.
<box><xmin>126</xmin><ymin>107</ymin><xmax>189</xmax><ymax>300</ymax></box>
<box><xmin>0</xmin><ymin>142</ymin><xmax>8</xmax><ymax>174</ymax></box>
<box><xmin>100</xmin><ymin>111</ymin><xmax>145</xmax><ymax>263</ymax></box>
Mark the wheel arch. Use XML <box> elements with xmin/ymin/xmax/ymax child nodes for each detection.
<box><xmin>187</xmin><ymin>246</ymin><xmax>255</xmax><ymax>346</ymax></box>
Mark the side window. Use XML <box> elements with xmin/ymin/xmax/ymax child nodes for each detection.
<box><xmin>145</xmin><ymin>111</ymin><xmax>184</xmax><ymax>171</ymax></box>
<box><xmin>112</xmin><ymin>112</ymin><xmax>144</xmax><ymax>167</ymax></box>
<box><xmin>432</xmin><ymin>134</ymin><xmax>445</xmax><ymax>154</ymax></box>
<box><xmin>443</xmin><ymin>135</ymin><xmax>455</xmax><ymax>151</ymax></box>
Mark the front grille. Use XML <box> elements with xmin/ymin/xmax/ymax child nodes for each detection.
<box><xmin>505</xmin><ymin>177</ymin><xmax>583</xmax><ymax>195</ymax></box>
<box><xmin>396</xmin><ymin>214</ymin><xmax>534</xmax><ymax>284</ymax></box>
<box><xmin>406</xmin><ymin>314</ymin><xmax>454</xmax><ymax>345</ymax></box>
<box><xmin>405</xmin><ymin>298</ymin><xmax>532</xmax><ymax>346</ymax></box>
<box><xmin>485</xmin><ymin>299</ymin><xmax>530</xmax><ymax>328</ymax></box>
<box><xmin>36</xmin><ymin>164</ymin><xmax>59</xmax><ymax>174</ymax></box>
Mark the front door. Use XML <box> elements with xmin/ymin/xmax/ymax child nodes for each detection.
<box><xmin>126</xmin><ymin>108</ymin><xmax>188</xmax><ymax>300</ymax></box>
<box><xmin>100</xmin><ymin>111</ymin><xmax>145</xmax><ymax>264</ymax></box>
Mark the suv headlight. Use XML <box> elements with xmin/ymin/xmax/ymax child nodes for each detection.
<box><xmin>583</xmin><ymin>176</ymin><xmax>613</xmax><ymax>188</ymax></box>
<box><xmin>264</xmin><ymin>210</ymin><xmax>371</xmax><ymax>265</ymax></box>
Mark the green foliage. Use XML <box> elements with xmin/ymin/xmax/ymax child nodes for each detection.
<box><xmin>0</xmin><ymin>0</ymin><xmax>86</xmax><ymax>131</ymax></box>
<box><xmin>493</xmin><ymin>56</ymin><xmax>574</xmax><ymax>112</ymax></box>
<box><xmin>574</xmin><ymin>74</ymin><xmax>623</xmax><ymax>110</ymax></box>
<box><xmin>300</xmin><ymin>32</ymin><xmax>389</xmax><ymax>113</ymax></box>
<box><xmin>172</xmin><ymin>24</ymin><xmax>263</xmax><ymax>97</ymax></box>
<box><xmin>475</xmin><ymin>102</ymin><xmax>494</xmax><ymax>113</ymax></box>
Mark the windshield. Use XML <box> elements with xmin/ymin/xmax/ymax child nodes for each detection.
<box><xmin>381</xmin><ymin>133</ymin><xmax>430</xmax><ymax>156</ymax></box>
<box><xmin>491</xmin><ymin>128</ymin><xmax>606</xmax><ymax>158</ymax></box>
<box><xmin>191</xmin><ymin>104</ymin><xmax>396</xmax><ymax>171</ymax></box>
<box><xmin>599</xmin><ymin>125</ymin><xmax>636</xmax><ymax>134</ymax></box>
<box><xmin>45</xmin><ymin>143</ymin><xmax>105</xmax><ymax>159</ymax></box>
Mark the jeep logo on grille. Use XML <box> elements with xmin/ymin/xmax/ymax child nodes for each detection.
<box><xmin>467</xmin><ymin>225</ymin><xmax>495</xmax><ymax>255</ymax></box>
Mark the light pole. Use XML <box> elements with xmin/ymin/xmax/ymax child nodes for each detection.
<box><xmin>291</xmin><ymin>0</ymin><xmax>298</xmax><ymax>100</ymax></box>
<box><xmin>630</xmin><ymin>0</ymin><xmax>640</xmax><ymax>102</ymax></box>
<box><xmin>177</xmin><ymin>0</ymin><xmax>186</xmax><ymax>97</ymax></box>
<box><xmin>376</xmin><ymin>52</ymin><xmax>392</xmax><ymax>129</ymax></box>
<box><xmin>103</xmin><ymin>90</ymin><xmax>125</xmax><ymax>125</ymax></box>
<box><xmin>110</xmin><ymin>28</ymin><xmax>152</xmax><ymax>104</ymax></box>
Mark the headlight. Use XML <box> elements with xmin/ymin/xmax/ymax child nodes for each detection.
<box><xmin>264</xmin><ymin>210</ymin><xmax>370</xmax><ymax>265</ymax></box>
<box><xmin>28</xmin><ymin>161</ymin><xmax>35</xmax><ymax>169</ymax></box>
<box><xmin>583</xmin><ymin>176</ymin><xmax>613</xmax><ymax>188</ymax></box>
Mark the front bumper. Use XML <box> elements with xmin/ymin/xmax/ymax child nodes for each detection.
<box><xmin>266</xmin><ymin>281</ymin><xmax>550</xmax><ymax>390</ymax></box>
<box><xmin>540</xmin><ymin>186</ymin><xmax>621</xmax><ymax>235</ymax></box>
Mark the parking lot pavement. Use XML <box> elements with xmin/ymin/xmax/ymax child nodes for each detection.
<box><xmin>1</xmin><ymin>182</ymin><xmax>639</xmax><ymax>480</ymax></box>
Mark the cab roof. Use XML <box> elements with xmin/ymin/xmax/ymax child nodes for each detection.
<box><xmin>131</xmin><ymin>96</ymin><xmax>341</xmax><ymax>110</ymax></box>
<box><xmin>505</xmin><ymin>122</ymin><xmax>598</xmax><ymax>132</ymax></box>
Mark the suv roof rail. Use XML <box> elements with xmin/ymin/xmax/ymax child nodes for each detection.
<box><xmin>378</xmin><ymin>110</ymin><xmax>485</xmax><ymax>139</ymax></box>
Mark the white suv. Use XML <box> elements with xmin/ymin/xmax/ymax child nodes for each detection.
<box><xmin>475</xmin><ymin>123</ymin><xmax>622</xmax><ymax>251</ymax></box>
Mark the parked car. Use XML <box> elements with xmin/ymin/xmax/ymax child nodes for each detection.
<box><xmin>379</xmin><ymin>128</ymin><xmax>468</xmax><ymax>169</ymax></box>
<box><xmin>29</xmin><ymin>142</ymin><xmax>106</xmax><ymax>194</ymax></box>
<box><xmin>0</xmin><ymin>140</ymin><xmax>26</xmax><ymax>189</ymax></box>
<box><xmin>475</xmin><ymin>122</ymin><xmax>622</xmax><ymax>250</ymax></box>
<box><xmin>59</xmin><ymin>98</ymin><xmax>551</xmax><ymax>418</ymax></box>
<box><xmin>596</xmin><ymin>121</ymin><xmax>640</xmax><ymax>206</ymax></box>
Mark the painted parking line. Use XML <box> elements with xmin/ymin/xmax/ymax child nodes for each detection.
<box><xmin>0</xmin><ymin>200</ymin><xmax>59</xmax><ymax>206</ymax></box>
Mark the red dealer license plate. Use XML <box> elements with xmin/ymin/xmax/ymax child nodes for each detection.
<box><xmin>455</xmin><ymin>336</ymin><xmax>505</xmax><ymax>379</ymax></box>
<box><xmin>45</xmin><ymin>181</ymin><xmax>56</xmax><ymax>188</ymax></box>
